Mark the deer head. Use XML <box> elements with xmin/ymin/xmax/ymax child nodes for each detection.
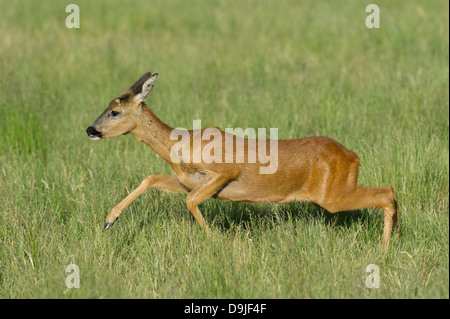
<box><xmin>86</xmin><ymin>72</ymin><xmax>159</xmax><ymax>140</ymax></box>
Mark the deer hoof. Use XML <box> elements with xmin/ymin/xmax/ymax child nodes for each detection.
<box><xmin>104</xmin><ymin>216</ymin><xmax>119</xmax><ymax>231</ymax></box>
<box><xmin>104</xmin><ymin>222</ymin><xmax>113</xmax><ymax>231</ymax></box>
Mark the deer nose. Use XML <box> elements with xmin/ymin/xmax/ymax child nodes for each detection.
<box><xmin>86</xmin><ymin>126</ymin><xmax>102</xmax><ymax>140</ymax></box>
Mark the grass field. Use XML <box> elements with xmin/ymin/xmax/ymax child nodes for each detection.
<box><xmin>0</xmin><ymin>0</ymin><xmax>448</xmax><ymax>299</ymax></box>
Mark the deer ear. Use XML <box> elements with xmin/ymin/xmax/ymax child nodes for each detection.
<box><xmin>130</xmin><ymin>72</ymin><xmax>159</xmax><ymax>101</ymax></box>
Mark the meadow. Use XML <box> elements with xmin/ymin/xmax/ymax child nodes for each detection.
<box><xmin>0</xmin><ymin>0</ymin><xmax>448</xmax><ymax>298</ymax></box>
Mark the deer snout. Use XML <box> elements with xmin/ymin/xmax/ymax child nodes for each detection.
<box><xmin>86</xmin><ymin>126</ymin><xmax>102</xmax><ymax>141</ymax></box>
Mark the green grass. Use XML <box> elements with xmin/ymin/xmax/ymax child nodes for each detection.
<box><xmin>0</xmin><ymin>0</ymin><xmax>448</xmax><ymax>298</ymax></box>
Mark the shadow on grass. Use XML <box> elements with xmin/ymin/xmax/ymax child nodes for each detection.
<box><xmin>202</xmin><ymin>199</ymin><xmax>379</xmax><ymax>234</ymax></box>
<box><xmin>120</xmin><ymin>192</ymin><xmax>382</xmax><ymax>239</ymax></box>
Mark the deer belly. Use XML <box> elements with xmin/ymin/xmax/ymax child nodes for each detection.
<box><xmin>213</xmin><ymin>179</ymin><xmax>298</xmax><ymax>204</ymax></box>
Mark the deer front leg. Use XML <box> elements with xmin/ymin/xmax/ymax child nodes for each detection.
<box><xmin>104</xmin><ymin>175</ymin><xmax>187</xmax><ymax>230</ymax></box>
<box><xmin>185</xmin><ymin>172</ymin><xmax>234</xmax><ymax>234</ymax></box>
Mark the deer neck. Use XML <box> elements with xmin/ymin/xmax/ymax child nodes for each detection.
<box><xmin>130</xmin><ymin>105</ymin><xmax>175</xmax><ymax>164</ymax></box>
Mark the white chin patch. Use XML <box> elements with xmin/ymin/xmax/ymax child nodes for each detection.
<box><xmin>89</xmin><ymin>135</ymin><xmax>101</xmax><ymax>141</ymax></box>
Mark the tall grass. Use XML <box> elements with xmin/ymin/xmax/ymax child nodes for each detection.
<box><xmin>0</xmin><ymin>0</ymin><xmax>448</xmax><ymax>298</ymax></box>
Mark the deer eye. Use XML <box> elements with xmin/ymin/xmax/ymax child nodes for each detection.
<box><xmin>110</xmin><ymin>110</ymin><xmax>120</xmax><ymax>117</ymax></box>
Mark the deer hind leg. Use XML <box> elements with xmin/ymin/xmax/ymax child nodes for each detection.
<box><xmin>185</xmin><ymin>172</ymin><xmax>234</xmax><ymax>234</ymax></box>
<box><xmin>104</xmin><ymin>175</ymin><xmax>188</xmax><ymax>230</ymax></box>
<box><xmin>321</xmin><ymin>186</ymin><xmax>399</xmax><ymax>249</ymax></box>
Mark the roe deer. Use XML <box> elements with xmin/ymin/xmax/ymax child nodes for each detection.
<box><xmin>86</xmin><ymin>72</ymin><xmax>399</xmax><ymax>248</ymax></box>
